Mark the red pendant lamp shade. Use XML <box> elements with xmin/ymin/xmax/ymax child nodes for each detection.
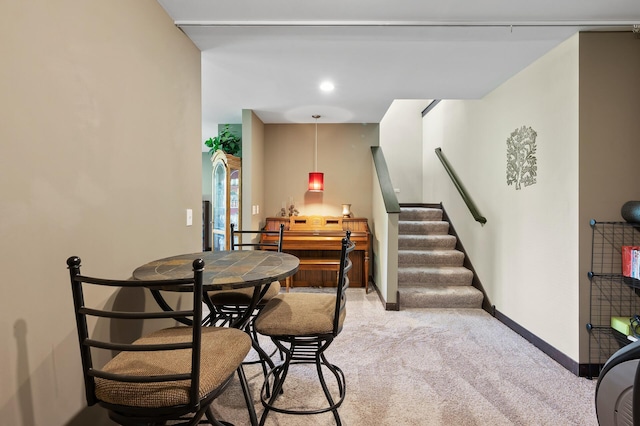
<box><xmin>308</xmin><ymin>172</ymin><xmax>324</xmax><ymax>191</ymax></box>
<box><xmin>308</xmin><ymin>114</ymin><xmax>324</xmax><ymax>192</ymax></box>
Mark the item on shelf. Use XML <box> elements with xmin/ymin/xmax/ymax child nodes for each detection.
<box><xmin>611</xmin><ymin>316</ymin><xmax>633</xmax><ymax>336</ymax></box>
<box><xmin>622</xmin><ymin>246</ymin><xmax>640</xmax><ymax>278</ymax></box>
<box><xmin>632</xmin><ymin>315</ymin><xmax>640</xmax><ymax>338</ymax></box>
<box><xmin>621</xmin><ymin>200</ymin><xmax>640</xmax><ymax>223</ymax></box>
<box><xmin>280</xmin><ymin>199</ymin><xmax>299</xmax><ymax>217</ymax></box>
<box><xmin>341</xmin><ymin>203</ymin><xmax>352</xmax><ymax>218</ymax></box>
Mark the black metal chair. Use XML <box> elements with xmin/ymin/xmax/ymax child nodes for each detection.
<box><xmin>207</xmin><ymin>223</ymin><xmax>284</xmax><ymax>326</ymax></box>
<box><xmin>67</xmin><ymin>256</ymin><xmax>251</xmax><ymax>426</ymax></box>
<box><xmin>205</xmin><ymin>223</ymin><xmax>285</xmax><ymax>390</ymax></box>
<box><xmin>254</xmin><ymin>232</ymin><xmax>355</xmax><ymax>425</ymax></box>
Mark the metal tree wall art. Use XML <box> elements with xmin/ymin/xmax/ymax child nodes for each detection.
<box><xmin>506</xmin><ymin>126</ymin><xmax>538</xmax><ymax>190</ymax></box>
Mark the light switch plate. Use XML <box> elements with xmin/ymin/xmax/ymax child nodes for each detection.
<box><xmin>186</xmin><ymin>209</ymin><xmax>193</xmax><ymax>226</ymax></box>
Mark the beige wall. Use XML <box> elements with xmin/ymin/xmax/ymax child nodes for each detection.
<box><xmin>423</xmin><ymin>34</ymin><xmax>581</xmax><ymax>359</ymax></box>
<box><xmin>242</xmin><ymin>110</ymin><xmax>266</xmax><ymax>231</ymax></box>
<box><xmin>374</xmin><ymin>100</ymin><xmax>428</xmax><ymax>304</ymax></box>
<box><xmin>577</xmin><ymin>32</ymin><xmax>640</xmax><ymax>359</ymax></box>
<box><xmin>262</xmin><ymin>123</ymin><xmax>379</xmax><ymax>223</ymax></box>
<box><xmin>380</xmin><ymin>100</ymin><xmax>431</xmax><ymax>203</ymax></box>
<box><xmin>371</xmin><ymin>168</ymin><xmax>399</xmax><ymax>305</ymax></box>
<box><xmin>0</xmin><ymin>1</ymin><xmax>202</xmax><ymax>424</ymax></box>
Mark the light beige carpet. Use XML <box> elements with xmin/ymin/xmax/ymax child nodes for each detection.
<box><xmin>212</xmin><ymin>287</ymin><xmax>597</xmax><ymax>426</ymax></box>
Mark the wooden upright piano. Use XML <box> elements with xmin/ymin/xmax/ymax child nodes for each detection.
<box><xmin>261</xmin><ymin>216</ymin><xmax>371</xmax><ymax>291</ymax></box>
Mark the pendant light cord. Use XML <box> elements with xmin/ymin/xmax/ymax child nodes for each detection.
<box><xmin>313</xmin><ymin>114</ymin><xmax>320</xmax><ymax>172</ymax></box>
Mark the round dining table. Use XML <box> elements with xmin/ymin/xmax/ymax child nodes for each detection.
<box><xmin>132</xmin><ymin>249</ymin><xmax>299</xmax><ymax>329</ymax></box>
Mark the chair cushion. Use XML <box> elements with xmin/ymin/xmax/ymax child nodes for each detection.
<box><xmin>254</xmin><ymin>293</ymin><xmax>344</xmax><ymax>337</ymax></box>
<box><xmin>95</xmin><ymin>326</ymin><xmax>251</xmax><ymax>408</ymax></box>
<box><xmin>207</xmin><ymin>281</ymin><xmax>281</xmax><ymax>305</ymax></box>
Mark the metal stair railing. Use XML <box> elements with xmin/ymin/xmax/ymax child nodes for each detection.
<box><xmin>435</xmin><ymin>147</ymin><xmax>486</xmax><ymax>225</ymax></box>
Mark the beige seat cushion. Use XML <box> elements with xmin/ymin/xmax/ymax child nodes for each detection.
<box><xmin>255</xmin><ymin>293</ymin><xmax>344</xmax><ymax>337</ymax></box>
<box><xmin>207</xmin><ymin>281</ymin><xmax>281</xmax><ymax>305</ymax></box>
<box><xmin>95</xmin><ymin>326</ymin><xmax>251</xmax><ymax>408</ymax></box>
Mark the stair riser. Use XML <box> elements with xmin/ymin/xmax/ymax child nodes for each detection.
<box><xmin>397</xmin><ymin>271</ymin><xmax>473</xmax><ymax>286</ymax></box>
<box><xmin>399</xmin><ymin>208</ymin><xmax>443</xmax><ymax>222</ymax></box>
<box><xmin>398</xmin><ymin>288</ymin><xmax>483</xmax><ymax>309</ymax></box>
<box><xmin>400</xmin><ymin>296</ymin><xmax>483</xmax><ymax>309</ymax></box>
<box><xmin>398</xmin><ymin>251</ymin><xmax>464</xmax><ymax>267</ymax></box>
<box><xmin>399</xmin><ymin>221</ymin><xmax>449</xmax><ymax>235</ymax></box>
<box><xmin>398</xmin><ymin>236</ymin><xmax>456</xmax><ymax>250</ymax></box>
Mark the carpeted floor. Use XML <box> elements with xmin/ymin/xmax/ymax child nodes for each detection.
<box><xmin>212</xmin><ymin>288</ymin><xmax>598</xmax><ymax>425</ymax></box>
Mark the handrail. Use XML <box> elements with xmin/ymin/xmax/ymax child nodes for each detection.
<box><xmin>371</xmin><ymin>147</ymin><xmax>400</xmax><ymax>214</ymax></box>
<box><xmin>435</xmin><ymin>147</ymin><xmax>486</xmax><ymax>225</ymax></box>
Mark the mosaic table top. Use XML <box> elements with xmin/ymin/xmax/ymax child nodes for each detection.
<box><xmin>132</xmin><ymin>250</ymin><xmax>299</xmax><ymax>291</ymax></box>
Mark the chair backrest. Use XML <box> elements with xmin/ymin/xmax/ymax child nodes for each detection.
<box><xmin>333</xmin><ymin>230</ymin><xmax>356</xmax><ymax>336</ymax></box>
<box><xmin>66</xmin><ymin>256</ymin><xmax>204</xmax><ymax>409</ymax></box>
<box><xmin>230</xmin><ymin>222</ymin><xmax>284</xmax><ymax>252</ymax></box>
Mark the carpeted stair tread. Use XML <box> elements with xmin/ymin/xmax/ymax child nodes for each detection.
<box><xmin>398</xmin><ymin>234</ymin><xmax>456</xmax><ymax>250</ymax></box>
<box><xmin>399</xmin><ymin>220</ymin><xmax>449</xmax><ymax>235</ymax></box>
<box><xmin>398</xmin><ymin>249</ymin><xmax>465</xmax><ymax>267</ymax></box>
<box><xmin>399</xmin><ymin>286</ymin><xmax>483</xmax><ymax>309</ymax></box>
<box><xmin>399</xmin><ymin>207</ymin><xmax>443</xmax><ymax>222</ymax></box>
<box><xmin>398</xmin><ymin>266</ymin><xmax>473</xmax><ymax>286</ymax></box>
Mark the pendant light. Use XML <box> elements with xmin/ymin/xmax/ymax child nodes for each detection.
<box><xmin>308</xmin><ymin>114</ymin><xmax>324</xmax><ymax>191</ymax></box>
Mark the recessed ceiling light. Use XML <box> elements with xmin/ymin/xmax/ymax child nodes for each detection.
<box><xmin>320</xmin><ymin>81</ymin><xmax>335</xmax><ymax>92</ymax></box>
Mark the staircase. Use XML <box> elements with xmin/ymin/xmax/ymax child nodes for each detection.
<box><xmin>397</xmin><ymin>207</ymin><xmax>483</xmax><ymax>309</ymax></box>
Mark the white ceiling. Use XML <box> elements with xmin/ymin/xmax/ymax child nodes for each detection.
<box><xmin>157</xmin><ymin>0</ymin><xmax>639</xmax><ymax>127</ymax></box>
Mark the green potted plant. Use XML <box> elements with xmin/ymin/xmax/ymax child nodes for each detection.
<box><xmin>205</xmin><ymin>125</ymin><xmax>242</xmax><ymax>157</ymax></box>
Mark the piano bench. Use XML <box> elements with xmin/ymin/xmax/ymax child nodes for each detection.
<box><xmin>287</xmin><ymin>258</ymin><xmax>341</xmax><ymax>292</ymax></box>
